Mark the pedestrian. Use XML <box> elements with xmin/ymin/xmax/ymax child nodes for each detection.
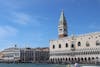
<box><xmin>74</xmin><ymin>63</ymin><xmax>80</xmax><ymax>67</ymax></box>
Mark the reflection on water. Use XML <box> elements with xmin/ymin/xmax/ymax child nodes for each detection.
<box><xmin>79</xmin><ymin>64</ymin><xmax>100</xmax><ymax>67</ymax></box>
<box><xmin>81</xmin><ymin>66</ymin><xmax>100</xmax><ymax>67</ymax></box>
<box><xmin>56</xmin><ymin>64</ymin><xmax>100</xmax><ymax>67</ymax></box>
<box><xmin>50</xmin><ymin>64</ymin><xmax>100</xmax><ymax>67</ymax></box>
<box><xmin>0</xmin><ymin>63</ymin><xmax>100</xmax><ymax>67</ymax></box>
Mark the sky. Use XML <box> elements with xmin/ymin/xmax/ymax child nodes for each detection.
<box><xmin>0</xmin><ymin>0</ymin><xmax>100</xmax><ymax>50</ymax></box>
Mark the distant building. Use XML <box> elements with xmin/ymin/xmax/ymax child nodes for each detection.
<box><xmin>35</xmin><ymin>47</ymin><xmax>49</xmax><ymax>63</ymax></box>
<box><xmin>1</xmin><ymin>46</ymin><xmax>20</xmax><ymax>62</ymax></box>
<box><xmin>49</xmin><ymin>10</ymin><xmax>100</xmax><ymax>64</ymax></box>
<box><xmin>0</xmin><ymin>46</ymin><xmax>49</xmax><ymax>63</ymax></box>
<box><xmin>0</xmin><ymin>52</ymin><xmax>4</xmax><ymax>59</ymax></box>
<box><xmin>20</xmin><ymin>47</ymin><xmax>35</xmax><ymax>62</ymax></box>
<box><xmin>20</xmin><ymin>47</ymin><xmax>49</xmax><ymax>63</ymax></box>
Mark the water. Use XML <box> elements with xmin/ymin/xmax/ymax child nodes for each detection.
<box><xmin>0</xmin><ymin>63</ymin><xmax>100</xmax><ymax>67</ymax></box>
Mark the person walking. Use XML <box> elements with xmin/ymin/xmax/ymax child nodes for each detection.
<box><xmin>74</xmin><ymin>63</ymin><xmax>80</xmax><ymax>67</ymax></box>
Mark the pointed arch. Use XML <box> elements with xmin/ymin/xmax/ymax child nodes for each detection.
<box><xmin>78</xmin><ymin>42</ymin><xmax>81</xmax><ymax>46</ymax></box>
<box><xmin>53</xmin><ymin>45</ymin><xmax>55</xmax><ymax>49</ymax></box>
<box><xmin>86</xmin><ymin>41</ymin><xmax>90</xmax><ymax>47</ymax></box>
<box><xmin>66</xmin><ymin>43</ymin><xmax>68</xmax><ymax>47</ymax></box>
<box><xmin>96</xmin><ymin>40</ymin><xmax>100</xmax><ymax>45</ymax></box>
<box><xmin>59</xmin><ymin>44</ymin><xmax>61</xmax><ymax>48</ymax></box>
<box><xmin>71</xmin><ymin>44</ymin><xmax>74</xmax><ymax>48</ymax></box>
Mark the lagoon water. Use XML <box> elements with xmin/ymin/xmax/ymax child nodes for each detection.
<box><xmin>0</xmin><ymin>63</ymin><xmax>100</xmax><ymax>67</ymax></box>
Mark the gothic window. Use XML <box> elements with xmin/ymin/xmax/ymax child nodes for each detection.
<box><xmin>81</xmin><ymin>57</ymin><xmax>83</xmax><ymax>61</ymax></box>
<box><xmin>92</xmin><ymin>57</ymin><xmax>94</xmax><ymax>60</ymax></box>
<box><xmin>66</xmin><ymin>43</ymin><xmax>68</xmax><ymax>47</ymax></box>
<box><xmin>66</xmin><ymin>58</ymin><xmax>67</xmax><ymax>61</ymax></box>
<box><xmin>96</xmin><ymin>57</ymin><xmax>98</xmax><ymax>59</ymax></box>
<box><xmin>75</xmin><ymin>58</ymin><xmax>77</xmax><ymax>60</ymax></box>
<box><xmin>53</xmin><ymin>45</ymin><xmax>55</xmax><ymax>49</ymax></box>
<box><xmin>58</xmin><ymin>58</ymin><xmax>59</xmax><ymax>61</ymax></box>
<box><xmin>60</xmin><ymin>58</ymin><xmax>62</xmax><ymax>62</ymax></box>
<box><xmin>71</xmin><ymin>44</ymin><xmax>74</xmax><ymax>48</ymax></box>
<box><xmin>78</xmin><ymin>42</ymin><xmax>81</xmax><ymax>46</ymax></box>
<box><xmin>88</xmin><ymin>37</ymin><xmax>91</xmax><ymax>39</ymax></box>
<box><xmin>69</xmin><ymin>58</ymin><xmax>70</xmax><ymax>61</ymax></box>
<box><xmin>78</xmin><ymin>58</ymin><xmax>80</xmax><ymax>61</ymax></box>
<box><xmin>86</xmin><ymin>41</ymin><xmax>90</xmax><ymax>47</ymax></box>
<box><xmin>85</xmin><ymin>57</ymin><xmax>87</xmax><ymax>61</ymax></box>
<box><xmin>50</xmin><ymin>59</ymin><xmax>52</xmax><ymax>62</ymax></box>
<box><xmin>96</xmin><ymin>40</ymin><xmax>100</xmax><ymax>46</ymax></box>
<box><xmin>88</xmin><ymin>57</ymin><xmax>90</xmax><ymax>60</ymax></box>
<box><xmin>72</xmin><ymin>58</ymin><xmax>73</xmax><ymax>61</ymax></box>
<box><xmin>59</xmin><ymin>44</ymin><xmax>61</xmax><ymax>48</ymax></box>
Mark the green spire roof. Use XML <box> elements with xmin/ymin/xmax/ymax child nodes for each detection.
<box><xmin>59</xmin><ymin>10</ymin><xmax>66</xmax><ymax>25</ymax></box>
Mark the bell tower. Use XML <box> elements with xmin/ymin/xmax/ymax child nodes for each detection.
<box><xmin>58</xmin><ymin>10</ymin><xmax>68</xmax><ymax>38</ymax></box>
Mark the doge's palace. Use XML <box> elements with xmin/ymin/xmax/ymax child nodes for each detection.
<box><xmin>49</xmin><ymin>10</ymin><xmax>100</xmax><ymax>64</ymax></box>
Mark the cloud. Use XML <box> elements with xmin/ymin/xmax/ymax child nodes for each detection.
<box><xmin>0</xmin><ymin>26</ymin><xmax>18</xmax><ymax>39</ymax></box>
<box><xmin>0</xmin><ymin>0</ymin><xmax>48</xmax><ymax>26</ymax></box>
<box><xmin>11</xmin><ymin>12</ymin><xmax>31</xmax><ymax>25</ymax></box>
<box><xmin>5</xmin><ymin>11</ymin><xmax>48</xmax><ymax>26</ymax></box>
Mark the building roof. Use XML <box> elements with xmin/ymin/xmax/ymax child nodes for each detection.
<box><xmin>59</xmin><ymin>10</ymin><xmax>67</xmax><ymax>25</ymax></box>
<box><xmin>50</xmin><ymin>32</ymin><xmax>100</xmax><ymax>41</ymax></box>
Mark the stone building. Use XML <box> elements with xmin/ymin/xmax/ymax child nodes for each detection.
<box><xmin>1</xmin><ymin>45</ymin><xmax>20</xmax><ymax>62</ymax></box>
<box><xmin>49</xmin><ymin>10</ymin><xmax>100</xmax><ymax>64</ymax></box>
<box><xmin>35</xmin><ymin>47</ymin><xmax>49</xmax><ymax>63</ymax></box>
<box><xmin>0</xmin><ymin>52</ymin><xmax>4</xmax><ymax>60</ymax></box>
<box><xmin>20</xmin><ymin>47</ymin><xmax>35</xmax><ymax>62</ymax></box>
<box><xmin>0</xmin><ymin>46</ymin><xmax>49</xmax><ymax>63</ymax></box>
<box><xmin>20</xmin><ymin>47</ymin><xmax>49</xmax><ymax>63</ymax></box>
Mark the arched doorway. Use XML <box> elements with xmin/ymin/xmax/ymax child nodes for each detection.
<box><xmin>60</xmin><ymin>58</ymin><xmax>62</xmax><ymax>63</ymax></box>
<box><xmin>66</xmin><ymin>58</ymin><xmax>67</xmax><ymax>61</ymax></box>
<box><xmin>81</xmin><ymin>57</ymin><xmax>83</xmax><ymax>61</ymax></box>
<box><xmin>50</xmin><ymin>59</ymin><xmax>52</xmax><ymax>62</ymax></box>
<box><xmin>85</xmin><ymin>57</ymin><xmax>87</xmax><ymax>61</ymax></box>
<box><xmin>69</xmin><ymin>58</ymin><xmax>70</xmax><ymax>61</ymax></box>
<box><xmin>88</xmin><ymin>57</ymin><xmax>91</xmax><ymax>63</ymax></box>
<box><xmin>75</xmin><ymin>57</ymin><xmax>77</xmax><ymax>62</ymax></box>
<box><xmin>58</xmin><ymin>58</ymin><xmax>60</xmax><ymax>63</ymax></box>
<box><xmin>78</xmin><ymin>57</ymin><xmax>80</xmax><ymax>62</ymax></box>
<box><xmin>71</xmin><ymin>44</ymin><xmax>74</xmax><ymax>48</ymax></box>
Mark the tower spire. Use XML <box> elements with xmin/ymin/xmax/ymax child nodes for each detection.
<box><xmin>59</xmin><ymin>9</ymin><xmax>66</xmax><ymax>25</ymax></box>
<box><xmin>58</xmin><ymin>10</ymin><xmax>68</xmax><ymax>38</ymax></box>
